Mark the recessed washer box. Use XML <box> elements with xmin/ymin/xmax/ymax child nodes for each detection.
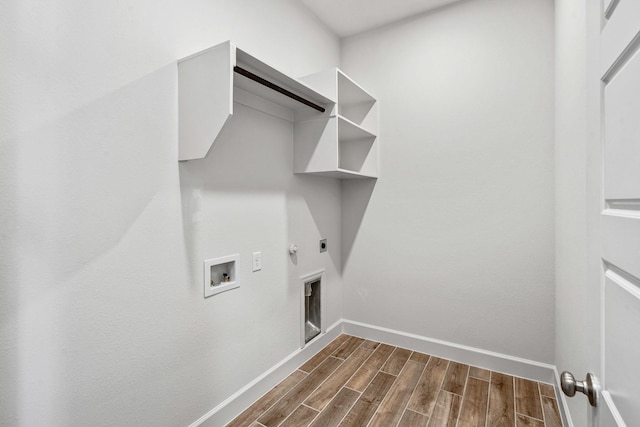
<box><xmin>204</xmin><ymin>254</ymin><xmax>240</xmax><ymax>298</ymax></box>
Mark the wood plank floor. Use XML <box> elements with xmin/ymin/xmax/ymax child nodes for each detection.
<box><xmin>227</xmin><ymin>335</ymin><xmax>563</xmax><ymax>427</ymax></box>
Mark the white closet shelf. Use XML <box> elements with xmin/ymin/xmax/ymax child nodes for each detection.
<box><xmin>297</xmin><ymin>169</ymin><xmax>378</xmax><ymax>179</ymax></box>
<box><xmin>295</xmin><ymin>68</ymin><xmax>379</xmax><ymax>179</ymax></box>
<box><xmin>337</xmin><ymin>70</ymin><xmax>376</xmax><ymax>106</ymax></box>
<box><xmin>178</xmin><ymin>41</ymin><xmax>334</xmax><ymax>161</ymax></box>
<box><xmin>179</xmin><ymin>43</ymin><xmax>378</xmax><ymax>180</ymax></box>
<box><xmin>337</xmin><ymin>115</ymin><xmax>376</xmax><ymax>141</ymax></box>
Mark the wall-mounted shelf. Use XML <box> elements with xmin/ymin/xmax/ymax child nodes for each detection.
<box><xmin>178</xmin><ymin>43</ymin><xmax>378</xmax><ymax>180</ymax></box>
<box><xmin>295</xmin><ymin>69</ymin><xmax>378</xmax><ymax>179</ymax></box>
<box><xmin>178</xmin><ymin>41</ymin><xmax>334</xmax><ymax>161</ymax></box>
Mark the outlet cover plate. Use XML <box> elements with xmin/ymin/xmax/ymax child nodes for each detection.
<box><xmin>252</xmin><ymin>251</ymin><xmax>262</xmax><ymax>272</ymax></box>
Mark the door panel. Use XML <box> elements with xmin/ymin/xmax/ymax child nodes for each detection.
<box><xmin>604</xmin><ymin>50</ymin><xmax>640</xmax><ymax>199</ymax></box>
<box><xmin>600</xmin><ymin>392</ymin><xmax>626</xmax><ymax>427</ymax></box>
<box><xmin>602</xmin><ymin>0</ymin><xmax>615</xmax><ymax>16</ymax></box>
<box><xmin>599</xmin><ymin>0</ymin><xmax>640</xmax><ymax>425</ymax></box>
<box><xmin>600</xmin><ymin>0</ymin><xmax>640</xmax><ymax>79</ymax></box>
<box><xmin>602</xmin><ymin>215</ymin><xmax>640</xmax><ymax>280</ymax></box>
<box><xmin>604</xmin><ymin>268</ymin><xmax>640</xmax><ymax>424</ymax></box>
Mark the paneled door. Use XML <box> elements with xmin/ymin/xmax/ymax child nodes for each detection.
<box><xmin>590</xmin><ymin>0</ymin><xmax>640</xmax><ymax>425</ymax></box>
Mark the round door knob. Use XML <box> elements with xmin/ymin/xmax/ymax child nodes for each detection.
<box><xmin>289</xmin><ymin>244</ymin><xmax>299</xmax><ymax>255</ymax></box>
<box><xmin>560</xmin><ymin>371</ymin><xmax>599</xmax><ymax>407</ymax></box>
<box><xmin>560</xmin><ymin>371</ymin><xmax>578</xmax><ymax>396</ymax></box>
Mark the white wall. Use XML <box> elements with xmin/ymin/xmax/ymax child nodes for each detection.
<box><xmin>0</xmin><ymin>1</ymin><xmax>341</xmax><ymax>425</ymax></box>
<box><xmin>340</xmin><ymin>0</ymin><xmax>556</xmax><ymax>363</ymax></box>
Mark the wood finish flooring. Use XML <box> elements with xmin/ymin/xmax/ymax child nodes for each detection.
<box><xmin>227</xmin><ymin>335</ymin><xmax>563</xmax><ymax>427</ymax></box>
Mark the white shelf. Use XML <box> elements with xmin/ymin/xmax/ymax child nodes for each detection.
<box><xmin>178</xmin><ymin>45</ymin><xmax>379</xmax><ymax>180</ymax></box>
<box><xmin>298</xmin><ymin>169</ymin><xmax>378</xmax><ymax>179</ymax></box>
<box><xmin>338</xmin><ymin>115</ymin><xmax>375</xmax><ymax>141</ymax></box>
<box><xmin>295</xmin><ymin>68</ymin><xmax>378</xmax><ymax>179</ymax></box>
<box><xmin>178</xmin><ymin>41</ymin><xmax>334</xmax><ymax>161</ymax></box>
<box><xmin>293</xmin><ymin>115</ymin><xmax>377</xmax><ymax>178</ymax></box>
<box><xmin>337</xmin><ymin>71</ymin><xmax>376</xmax><ymax>105</ymax></box>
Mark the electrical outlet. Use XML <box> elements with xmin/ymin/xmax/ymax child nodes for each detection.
<box><xmin>319</xmin><ymin>239</ymin><xmax>327</xmax><ymax>253</ymax></box>
<box><xmin>252</xmin><ymin>251</ymin><xmax>262</xmax><ymax>272</ymax></box>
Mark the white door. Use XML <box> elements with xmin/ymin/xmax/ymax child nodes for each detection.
<box><xmin>580</xmin><ymin>0</ymin><xmax>640</xmax><ymax>425</ymax></box>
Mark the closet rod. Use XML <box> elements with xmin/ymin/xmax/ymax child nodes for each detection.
<box><xmin>234</xmin><ymin>66</ymin><xmax>326</xmax><ymax>113</ymax></box>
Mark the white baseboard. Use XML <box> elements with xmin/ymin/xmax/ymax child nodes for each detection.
<box><xmin>189</xmin><ymin>320</ymin><xmax>342</xmax><ymax>427</ymax></box>
<box><xmin>191</xmin><ymin>319</ymin><xmax>571</xmax><ymax>427</ymax></box>
<box><xmin>341</xmin><ymin>319</ymin><xmax>557</xmax><ymax>384</ymax></box>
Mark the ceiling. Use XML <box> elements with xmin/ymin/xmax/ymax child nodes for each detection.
<box><xmin>300</xmin><ymin>0</ymin><xmax>464</xmax><ymax>38</ymax></box>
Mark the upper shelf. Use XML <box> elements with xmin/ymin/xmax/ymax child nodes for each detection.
<box><xmin>300</xmin><ymin>68</ymin><xmax>377</xmax><ymax>134</ymax></box>
<box><xmin>338</xmin><ymin>115</ymin><xmax>376</xmax><ymax>141</ymax></box>
<box><xmin>337</xmin><ymin>70</ymin><xmax>376</xmax><ymax>106</ymax></box>
<box><xmin>178</xmin><ymin>41</ymin><xmax>334</xmax><ymax>161</ymax></box>
<box><xmin>294</xmin><ymin>68</ymin><xmax>378</xmax><ymax>179</ymax></box>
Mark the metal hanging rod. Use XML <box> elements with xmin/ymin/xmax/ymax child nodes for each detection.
<box><xmin>233</xmin><ymin>66</ymin><xmax>326</xmax><ymax>113</ymax></box>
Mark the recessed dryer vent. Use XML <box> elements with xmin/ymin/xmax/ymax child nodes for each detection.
<box><xmin>300</xmin><ymin>270</ymin><xmax>325</xmax><ymax>347</ymax></box>
<box><xmin>305</xmin><ymin>280</ymin><xmax>321</xmax><ymax>343</ymax></box>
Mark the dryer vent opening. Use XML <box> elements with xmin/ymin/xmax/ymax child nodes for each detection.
<box><xmin>304</xmin><ymin>279</ymin><xmax>321</xmax><ymax>343</ymax></box>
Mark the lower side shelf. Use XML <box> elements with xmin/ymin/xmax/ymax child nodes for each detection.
<box><xmin>295</xmin><ymin>169</ymin><xmax>377</xmax><ymax>179</ymax></box>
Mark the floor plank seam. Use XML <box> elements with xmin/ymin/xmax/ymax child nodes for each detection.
<box><xmin>411</xmin><ymin>361</ymin><xmax>430</xmax><ymax>424</ymax></box>
<box><xmin>262</xmin><ymin>357</ymin><xmax>344</xmax><ymax>427</ymax></box>
<box><xmin>519</xmin><ymin>413</ymin><xmax>545</xmax><ymax>423</ymax></box>
<box><xmin>434</xmin><ymin>359</ymin><xmax>451</xmax><ymax>419</ymax></box>
<box><xmin>410</xmin><ymin>407</ymin><xmax>431</xmax><ymax>417</ymax></box>
<box><xmin>350</xmin><ymin>342</ymin><xmax>395</xmax><ymax>393</ymax></box>
<box><xmin>453</xmin><ymin>365</ymin><xmax>471</xmax><ymax>427</ymax></box>
<box><xmin>341</xmin><ymin>350</ymin><xmax>374</xmax><ymax>396</ymax></box>
<box><xmin>537</xmin><ymin>382</ymin><xmax>547</xmax><ymax>427</ymax></box>
<box><xmin>396</xmin><ymin>407</ymin><xmax>409</xmax><ymax>427</ymax></box>
<box><xmin>364</xmin><ymin>360</ymin><xmax>411</xmax><ymax>427</ymax></box>
<box><xmin>512</xmin><ymin>376</ymin><xmax>517</xmax><ymax>427</ymax></box>
<box><xmin>483</xmin><ymin>370</ymin><xmax>491</xmax><ymax>427</ymax></box>
<box><xmin>538</xmin><ymin>384</ymin><xmax>547</xmax><ymax>426</ymax></box>
<box><xmin>306</xmin><ymin>356</ymin><xmax>346</xmax><ymax>404</ymax></box>
<box><xmin>231</xmin><ymin>371</ymin><xmax>309</xmax><ymax>427</ymax></box>
<box><xmin>333</xmin><ymin>387</ymin><xmax>362</xmax><ymax>427</ymax></box>
<box><xmin>395</xmin><ymin>357</ymin><xmax>427</xmax><ymax>427</ymax></box>
<box><xmin>306</xmin><ymin>344</ymin><xmax>373</xmax><ymax>412</ymax></box>
<box><xmin>303</xmin><ymin>405</ymin><xmax>321</xmax><ymax>427</ymax></box>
